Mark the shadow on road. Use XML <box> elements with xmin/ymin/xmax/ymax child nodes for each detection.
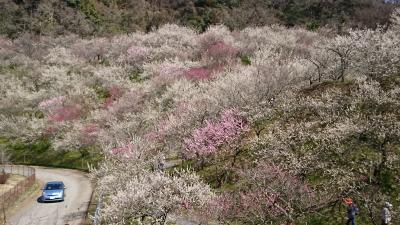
<box><xmin>37</xmin><ymin>196</ymin><xmax>63</xmax><ymax>203</ymax></box>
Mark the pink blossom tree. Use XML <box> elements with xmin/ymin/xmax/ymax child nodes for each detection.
<box><xmin>48</xmin><ymin>104</ymin><xmax>82</xmax><ymax>122</ymax></box>
<box><xmin>79</xmin><ymin>123</ymin><xmax>100</xmax><ymax>146</ymax></box>
<box><xmin>184</xmin><ymin>108</ymin><xmax>249</xmax><ymax>159</ymax></box>
<box><xmin>110</xmin><ymin>142</ymin><xmax>135</xmax><ymax>159</ymax></box>
<box><xmin>184</xmin><ymin>67</ymin><xmax>213</xmax><ymax>80</ymax></box>
<box><xmin>184</xmin><ymin>108</ymin><xmax>249</xmax><ymax>185</ymax></box>
<box><xmin>203</xmin><ymin>41</ymin><xmax>238</xmax><ymax>65</ymax></box>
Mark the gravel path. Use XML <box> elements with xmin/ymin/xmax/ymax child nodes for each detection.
<box><xmin>8</xmin><ymin>166</ymin><xmax>92</xmax><ymax>225</ymax></box>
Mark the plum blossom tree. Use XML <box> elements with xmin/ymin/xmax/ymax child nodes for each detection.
<box><xmin>345</xmin><ymin>29</ymin><xmax>399</xmax><ymax>80</ymax></box>
<box><xmin>99</xmin><ymin>169</ymin><xmax>213</xmax><ymax>225</ymax></box>
<box><xmin>307</xmin><ymin>25</ymin><xmax>399</xmax><ymax>84</ymax></box>
<box><xmin>38</xmin><ymin>96</ymin><xmax>66</xmax><ymax>111</ymax></box>
<box><xmin>207</xmin><ymin>164</ymin><xmax>318</xmax><ymax>224</ymax></box>
<box><xmin>312</xmin><ymin>35</ymin><xmax>357</xmax><ymax>82</ymax></box>
<box><xmin>184</xmin><ymin>108</ymin><xmax>249</xmax><ymax>159</ymax></box>
<box><xmin>204</xmin><ymin>47</ymin><xmax>309</xmax><ymax>114</ymax></box>
<box><xmin>198</xmin><ymin>25</ymin><xmax>236</xmax><ymax>56</ymax></box>
<box><xmin>44</xmin><ymin>47</ymin><xmax>80</xmax><ymax>66</ymax></box>
<box><xmin>126</xmin><ymin>45</ymin><xmax>150</xmax><ymax>62</ymax></box>
<box><xmin>184</xmin><ymin>67</ymin><xmax>213</xmax><ymax>80</ymax></box>
<box><xmin>79</xmin><ymin>123</ymin><xmax>100</xmax><ymax>146</ymax></box>
<box><xmin>71</xmin><ymin>37</ymin><xmax>111</xmax><ymax>62</ymax></box>
<box><xmin>47</xmin><ymin>104</ymin><xmax>83</xmax><ymax>122</ymax></box>
<box><xmin>183</xmin><ymin>108</ymin><xmax>249</xmax><ymax>186</ymax></box>
<box><xmin>203</xmin><ymin>41</ymin><xmax>238</xmax><ymax>65</ymax></box>
<box><xmin>252</xmin><ymin>77</ymin><xmax>400</xmax><ymax>224</ymax></box>
<box><xmin>390</xmin><ymin>8</ymin><xmax>400</xmax><ymax>31</ymax></box>
<box><xmin>92</xmin><ymin>138</ymin><xmax>213</xmax><ymax>225</ymax></box>
<box><xmin>0</xmin><ymin>115</ymin><xmax>45</xmax><ymax>142</ymax></box>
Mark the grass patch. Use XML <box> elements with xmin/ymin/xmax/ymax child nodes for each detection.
<box><xmin>240</xmin><ymin>55</ymin><xmax>251</xmax><ymax>65</ymax></box>
<box><xmin>2</xmin><ymin>138</ymin><xmax>103</xmax><ymax>172</ymax></box>
<box><xmin>129</xmin><ymin>69</ymin><xmax>148</xmax><ymax>83</ymax></box>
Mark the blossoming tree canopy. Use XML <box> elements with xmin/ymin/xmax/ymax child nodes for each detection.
<box><xmin>184</xmin><ymin>108</ymin><xmax>249</xmax><ymax>157</ymax></box>
<box><xmin>0</xmin><ymin>10</ymin><xmax>399</xmax><ymax>224</ymax></box>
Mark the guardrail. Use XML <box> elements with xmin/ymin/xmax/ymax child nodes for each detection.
<box><xmin>0</xmin><ymin>165</ymin><xmax>36</xmax><ymax>209</ymax></box>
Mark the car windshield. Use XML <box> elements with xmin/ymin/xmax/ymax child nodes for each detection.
<box><xmin>45</xmin><ymin>183</ymin><xmax>63</xmax><ymax>190</ymax></box>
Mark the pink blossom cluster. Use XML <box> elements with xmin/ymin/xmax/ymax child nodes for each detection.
<box><xmin>144</xmin><ymin>131</ymin><xmax>161</xmax><ymax>141</ymax></box>
<box><xmin>184</xmin><ymin>67</ymin><xmax>213</xmax><ymax>80</ymax></box>
<box><xmin>111</xmin><ymin>142</ymin><xmax>134</xmax><ymax>158</ymax></box>
<box><xmin>38</xmin><ymin>96</ymin><xmax>66</xmax><ymax>110</ymax></box>
<box><xmin>184</xmin><ymin>108</ymin><xmax>249</xmax><ymax>157</ymax></box>
<box><xmin>48</xmin><ymin>104</ymin><xmax>82</xmax><ymax>122</ymax></box>
<box><xmin>43</xmin><ymin>126</ymin><xmax>58</xmax><ymax>137</ymax></box>
<box><xmin>205</xmin><ymin>41</ymin><xmax>237</xmax><ymax>60</ymax></box>
<box><xmin>183</xmin><ymin>41</ymin><xmax>236</xmax><ymax>81</ymax></box>
<box><xmin>79</xmin><ymin>123</ymin><xmax>100</xmax><ymax>145</ymax></box>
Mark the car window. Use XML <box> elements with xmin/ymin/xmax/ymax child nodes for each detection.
<box><xmin>45</xmin><ymin>183</ymin><xmax>64</xmax><ymax>190</ymax></box>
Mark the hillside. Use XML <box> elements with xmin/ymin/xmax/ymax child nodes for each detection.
<box><xmin>0</xmin><ymin>6</ymin><xmax>400</xmax><ymax>225</ymax></box>
<box><xmin>0</xmin><ymin>0</ymin><xmax>397</xmax><ymax>38</ymax></box>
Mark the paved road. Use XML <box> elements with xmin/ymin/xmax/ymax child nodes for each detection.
<box><xmin>8</xmin><ymin>166</ymin><xmax>92</xmax><ymax>225</ymax></box>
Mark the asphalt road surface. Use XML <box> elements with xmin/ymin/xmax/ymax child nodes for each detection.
<box><xmin>8</xmin><ymin>166</ymin><xmax>92</xmax><ymax>225</ymax></box>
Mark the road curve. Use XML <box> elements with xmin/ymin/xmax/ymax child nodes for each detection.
<box><xmin>8</xmin><ymin>166</ymin><xmax>93</xmax><ymax>225</ymax></box>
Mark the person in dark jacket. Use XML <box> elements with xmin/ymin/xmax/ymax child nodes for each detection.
<box><xmin>344</xmin><ymin>198</ymin><xmax>359</xmax><ymax>225</ymax></box>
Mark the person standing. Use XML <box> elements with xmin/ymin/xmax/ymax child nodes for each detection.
<box><xmin>381</xmin><ymin>202</ymin><xmax>393</xmax><ymax>225</ymax></box>
<box><xmin>344</xmin><ymin>198</ymin><xmax>359</xmax><ymax>225</ymax></box>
